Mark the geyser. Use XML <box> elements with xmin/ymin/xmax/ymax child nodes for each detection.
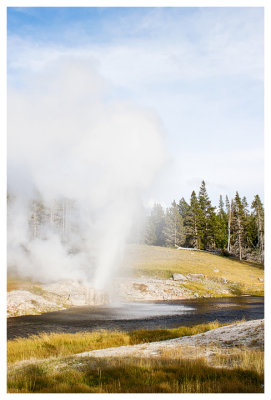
<box><xmin>7</xmin><ymin>57</ymin><xmax>166</xmax><ymax>290</ymax></box>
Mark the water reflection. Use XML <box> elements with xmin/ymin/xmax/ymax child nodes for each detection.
<box><xmin>7</xmin><ymin>296</ymin><xmax>264</xmax><ymax>340</ymax></box>
<box><xmin>90</xmin><ymin>302</ymin><xmax>196</xmax><ymax>320</ymax></box>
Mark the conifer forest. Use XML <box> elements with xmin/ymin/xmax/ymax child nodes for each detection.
<box><xmin>144</xmin><ymin>181</ymin><xmax>264</xmax><ymax>263</ymax></box>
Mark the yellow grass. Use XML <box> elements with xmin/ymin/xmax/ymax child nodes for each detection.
<box><xmin>161</xmin><ymin>346</ymin><xmax>264</xmax><ymax>375</ymax></box>
<box><xmin>7</xmin><ymin>245</ymin><xmax>264</xmax><ymax>299</ymax></box>
<box><xmin>8</xmin><ymin>320</ymin><xmax>232</xmax><ymax>365</ymax></box>
<box><xmin>7</xmin><ymin>279</ymin><xmax>39</xmax><ymax>292</ymax></box>
<box><xmin>7</xmin><ymin>348</ymin><xmax>264</xmax><ymax>393</ymax></box>
<box><xmin>213</xmin><ymin>348</ymin><xmax>264</xmax><ymax>375</ymax></box>
<box><xmin>123</xmin><ymin>244</ymin><xmax>264</xmax><ymax>295</ymax></box>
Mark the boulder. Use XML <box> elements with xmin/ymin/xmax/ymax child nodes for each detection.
<box><xmin>172</xmin><ymin>273</ymin><xmax>188</xmax><ymax>281</ymax></box>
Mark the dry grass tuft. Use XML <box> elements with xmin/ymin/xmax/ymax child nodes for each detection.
<box><xmin>213</xmin><ymin>348</ymin><xmax>264</xmax><ymax>375</ymax></box>
<box><xmin>8</xmin><ymin>320</ymin><xmax>238</xmax><ymax>365</ymax></box>
<box><xmin>7</xmin><ymin>317</ymin><xmax>264</xmax><ymax>393</ymax></box>
<box><xmin>7</xmin><ymin>350</ymin><xmax>264</xmax><ymax>393</ymax></box>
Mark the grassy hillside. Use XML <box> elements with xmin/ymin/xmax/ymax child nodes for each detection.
<box><xmin>123</xmin><ymin>245</ymin><xmax>264</xmax><ymax>296</ymax></box>
<box><xmin>7</xmin><ymin>245</ymin><xmax>264</xmax><ymax>300</ymax></box>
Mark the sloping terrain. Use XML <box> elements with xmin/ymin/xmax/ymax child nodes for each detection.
<box><xmin>7</xmin><ymin>245</ymin><xmax>264</xmax><ymax>317</ymax></box>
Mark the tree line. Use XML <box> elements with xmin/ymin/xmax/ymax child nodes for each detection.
<box><xmin>144</xmin><ymin>180</ymin><xmax>264</xmax><ymax>263</ymax></box>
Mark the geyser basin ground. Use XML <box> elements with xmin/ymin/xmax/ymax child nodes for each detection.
<box><xmin>7</xmin><ymin>245</ymin><xmax>264</xmax><ymax>318</ymax></box>
<box><xmin>7</xmin><ymin>296</ymin><xmax>263</xmax><ymax>340</ymax></box>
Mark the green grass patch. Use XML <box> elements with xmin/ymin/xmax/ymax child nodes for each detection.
<box><xmin>229</xmin><ymin>284</ymin><xmax>264</xmax><ymax>297</ymax></box>
<box><xmin>181</xmin><ymin>282</ymin><xmax>221</xmax><ymax>297</ymax></box>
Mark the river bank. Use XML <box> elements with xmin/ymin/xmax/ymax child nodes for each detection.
<box><xmin>7</xmin><ymin>273</ymin><xmax>263</xmax><ymax>318</ymax></box>
<box><xmin>7</xmin><ymin>319</ymin><xmax>264</xmax><ymax>393</ymax></box>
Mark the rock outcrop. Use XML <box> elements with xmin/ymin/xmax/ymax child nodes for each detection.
<box><xmin>7</xmin><ymin>280</ymin><xmax>109</xmax><ymax>317</ymax></box>
<box><xmin>115</xmin><ymin>277</ymin><xmax>192</xmax><ymax>301</ymax></box>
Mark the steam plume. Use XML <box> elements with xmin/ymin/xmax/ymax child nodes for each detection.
<box><xmin>7</xmin><ymin>57</ymin><xmax>166</xmax><ymax>289</ymax></box>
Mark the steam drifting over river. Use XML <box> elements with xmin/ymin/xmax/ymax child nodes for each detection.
<box><xmin>8</xmin><ymin>57</ymin><xmax>167</xmax><ymax>289</ymax></box>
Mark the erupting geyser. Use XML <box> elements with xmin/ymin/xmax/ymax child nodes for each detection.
<box><xmin>7</xmin><ymin>57</ymin><xmax>167</xmax><ymax>290</ymax></box>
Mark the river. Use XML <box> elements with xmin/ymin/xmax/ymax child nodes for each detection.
<box><xmin>7</xmin><ymin>296</ymin><xmax>264</xmax><ymax>340</ymax></box>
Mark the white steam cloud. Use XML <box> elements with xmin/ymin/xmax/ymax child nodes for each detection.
<box><xmin>7</xmin><ymin>57</ymin><xmax>166</xmax><ymax>289</ymax></box>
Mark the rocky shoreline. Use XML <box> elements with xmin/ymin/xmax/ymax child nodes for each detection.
<box><xmin>7</xmin><ymin>274</ymin><xmax>233</xmax><ymax>317</ymax></box>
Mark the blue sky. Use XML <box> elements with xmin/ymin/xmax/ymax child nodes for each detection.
<box><xmin>7</xmin><ymin>7</ymin><xmax>264</xmax><ymax>207</ymax></box>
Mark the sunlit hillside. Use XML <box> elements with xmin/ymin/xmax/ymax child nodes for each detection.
<box><xmin>123</xmin><ymin>245</ymin><xmax>264</xmax><ymax>296</ymax></box>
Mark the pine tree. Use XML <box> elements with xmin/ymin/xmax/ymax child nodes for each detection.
<box><xmin>163</xmin><ymin>201</ymin><xmax>185</xmax><ymax>247</ymax></box>
<box><xmin>215</xmin><ymin>195</ymin><xmax>228</xmax><ymax>249</ymax></box>
<box><xmin>144</xmin><ymin>216</ymin><xmax>157</xmax><ymax>245</ymax></box>
<box><xmin>251</xmin><ymin>195</ymin><xmax>264</xmax><ymax>263</ymax></box>
<box><xmin>198</xmin><ymin>180</ymin><xmax>216</xmax><ymax>249</ymax></box>
<box><xmin>185</xmin><ymin>191</ymin><xmax>201</xmax><ymax>248</ymax></box>
<box><xmin>241</xmin><ymin>196</ymin><xmax>250</xmax><ymax>251</ymax></box>
<box><xmin>225</xmin><ymin>196</ymin><xmax>232</xmax><ymax>252</ymax></box>
<box><xmin>178</xmin><ymin>197</ymin><xmax>190</xmax><ymax>246</ymax></box>
<box><xmin>231</xmin><ymin>192</ymin><xmax>246</xmax><ymax>260</ymax></box>
<box><xmin>178</xmin><ymin>197</ymin><xmax>190</xmax><ymax>219</ymax></box>
<box><xmin>142</xmin><ymin>184</ymin><xmax>264</xmax><ymax>263</ymax></box>
<box><xmin>144</xmin><ymin>203</ymin><xmax>166</xmax><ymax>246</ymax></box>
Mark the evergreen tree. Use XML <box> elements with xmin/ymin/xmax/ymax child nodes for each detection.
<box><xmin>144</xmin><ymin>203</ymin><xmax>166</xmax><ymax>246</ymax></box>
<box><xmin>251</xmin><ymin>195</ymin><xmax>264</xmax><ymax>263</ymax></box>
<box><xmin>178</xmin><ymin>197</ymin><xmax>191</xmax><ymax>247</ymax></box>
<box><xmin>185</xmin><ymin>191</ymin><xmax>201</xmax><ymax>248</ymax></box>
<box><xmin>225</xmin><ymin>196</ymin><xmax>232</xmax><ymax>252</ymax></box>
<box><xmin>242</xmin><ymin>196</ymin><xmax>249</xmax><ymax>214</ymax></box>
<box><xmin>215</xmin><ymin>195</ymin><xmax>228</xmax><ymax>249</ymax></box>
<box><xmin>178</xmin><ymin>197</ymin><xmax>190</xmax><ymax>219</ymax></box>
<box><xmin>245</xmin><ymin>212</ymin><xmax>258</xmax><ymax>254</ymax></box>
<box><xmin>241</xmin><ymin>196</ymin><xmax>250</xmax><ymax>250</ymax></box>
<box><xmin>142</xmin><ymin>183</ymin><xmax>264</xmax><ymax>263</ymax></box>
<box><xmin>231</xmin><ymin>192</ymin><xmax>246</xmax><ymax>260</ymax></box>
<box><xmin>198</xmin><ymin>180</ymin><xmax>216</xmax><ymax>249</ymax></box>
<box><xmin>163</xmin><ymin>201</ymin><xmax>185</xmax><ymax>247</ymax></box>
<box><xmin>144</xmin><ymin>216</ymin><xmax>157</xmax><ymax>245</ymax></box>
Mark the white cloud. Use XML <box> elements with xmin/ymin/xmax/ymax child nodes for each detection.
<box><xmin>7</xmin><ymin>7</ymin><xmax>264</xmax><ymax>207</ymax></box>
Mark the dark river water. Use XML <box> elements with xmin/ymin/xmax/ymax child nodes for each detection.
<box><xmin>7</xmin><ymin>296</ymin><xmax>264</xmax><ymax>340</ymax></box>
